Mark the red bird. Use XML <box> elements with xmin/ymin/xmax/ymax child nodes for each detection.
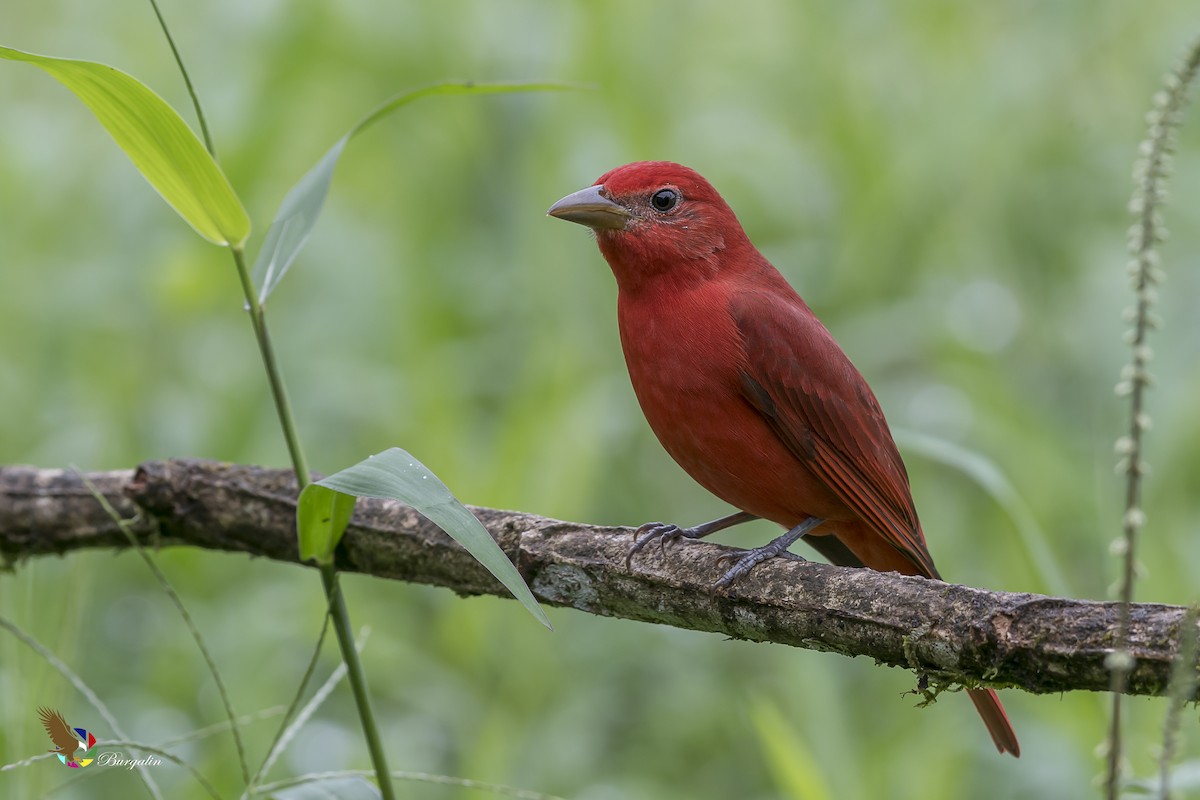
<box><xmin>548</xmin><ymin>161</ymin><xmax>1019</xmax><ymax>757</ymax></box>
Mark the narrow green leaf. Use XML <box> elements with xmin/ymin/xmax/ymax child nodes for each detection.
<box><xmin>254</xmin><ymin>141</ymin><xmax>347</xmax><ymax>303</ymax></box>
<box><xmin>894</xmin><ymin>429</ymin><xmax>1070</xmax><ymax>598</ymax></box>
<box><xmin>316</xmin><ymin>448</ymin><xmax>552</xmax><ymax>630</ymax></box>
<box><xmin>749</xmin><ymin>697</ymin><xmax>835</xmax><ymax>800</ymax></box>
<box><xmin>297</xmin><ymin>483</ymin><xmax>358</xmax><ymax>564</ymax></box>
<box><xmin>0</xmin><ymin>45</ymin><xmax>249</xmax><ymax>247</ymax></box>
<box><xmin>253</xmin><ymin>81</ymin><xmax>576</xmax><ymax>302</ymax></box>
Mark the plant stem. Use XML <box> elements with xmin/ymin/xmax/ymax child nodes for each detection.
<box><xmin>146</xmin><ymin>2</ymin><xmax>393</xmax><ymax>793</ymax></box>
<box><xmin>320</xmin><ymin>566</ymin><xmax>396</xmax><ymax>800</ymax></box>
<box><xmin>230</xmin><ymin>248</ymin><xmax>310</xmax><ymax>484</ymax></box>
<box><xmin>229</xmin><ymin>247</ymin><xmax>395</xmax><ymax>798</ymax></box>
<box><xmin>147</xmin><ymin>0</ymin><xmax>217</xmax><ymax>156</ymax></box>
<box><xmin>81</xmin><ymin>472</ymin><xmax>250</xmax><ymax>784</ymax></box>
<box><xmin>1158</xmin><ymin>606</ymin><xmax>1200</xmax><ymax>800</ymax></box>
<box><xmin>1106</xmin><ymin>35</ymin><xmax>1200</xmax><ymax>800</ymax></box>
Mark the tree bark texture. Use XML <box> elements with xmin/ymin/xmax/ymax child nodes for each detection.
<box><xmin>0</xmin><ymin>459</ymin><xmax>1194</xmax><ymax>698</ymax></box>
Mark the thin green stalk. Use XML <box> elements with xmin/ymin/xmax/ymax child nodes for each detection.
<box><xmin>320</xmin><ymin>567</ymin><xmax>395</xmax><ymax>799</ymax></box>
<box><xmin>143</xmin><ymin>2</ymin><xmax>392</xmax><ymax>790</ymax></box>
<box><xmin>159</xmin><ymin>706</ymin><xmax>289</xmax><ymax>749</ymax></box>
<box><xmin>248</xmin><ymin>620</ymin><xmax>355</xmax><ymax>791</ymax></box>
<box><xmin>1106</xmin><ymin>35</ymin><xmax>1200</xmax><ymax>800</ymax></box>
<box><xmin>253</xmin><ymin>770</ymin><xmax>568</xmax><ymax>800</ymax></box>
<box><xmin>54</xmin><ymin>741</ymin><xmax>224</xmax><ymax>800</ymax></box>
<box><xmin>78</xmin><ymin>470</ymin><xmax>249</xmax><ymax>784</ymax></box>
<box><xmin>147</xmin><ymin>0</ymin><xmax>216</xmax><ymax>155</ymax></box>
<box><xmin>244</xmin><ymin>612</ymin><xmax>334</xmax><ymax>794</ymax></box>
<box><xmin>230</xmin><ymin>246</ymin><xmax>311</xmax><ymax>484</ymax></box>
<box><xmin>1158</xmin><ymin>605</ymin><xmax>1200</xmax><ymax>800</ymax></box>
<box><xmin>0</xmin><ymin>615</ymin><xmax>163</xmax><ymax>799</ymax></box>
<box><xmin>229</xmin><ymin>246</ymin><xmax>394</xmax><ymax>799</ymax></box>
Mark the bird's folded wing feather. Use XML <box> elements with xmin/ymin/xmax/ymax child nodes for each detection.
<box><xmin>731</xmin><ymin>289</ymin><xmax>938</xmax><ymax>578</ymax></box>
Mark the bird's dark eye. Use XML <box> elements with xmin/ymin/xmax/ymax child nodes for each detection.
<box><xmin>650</xmin><ymin>188</ymin><xmax>680</xmax><ymax>213</ymax></box>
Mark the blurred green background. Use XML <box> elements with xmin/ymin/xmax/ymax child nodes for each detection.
<box><xmin>2</xmin><ymin>1</ymin><xmax>1199</xmax><ymax>798</ymax></box>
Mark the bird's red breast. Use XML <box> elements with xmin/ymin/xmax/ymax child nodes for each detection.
<box><xmin>548</xmin><ymin>160</ymin><xmax>1019</xmax><ymax>756</ymax></box>
<box><xmin>588</xmin><ymin>162</ymin><xmax>937</xmax><ymax>577</ymax></box>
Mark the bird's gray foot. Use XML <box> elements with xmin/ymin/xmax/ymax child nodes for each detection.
<box><xmin>625</xmin><ymin>522</ymin><xmax>701</xmax><ymax>569</ymax></box>
<box><xmin>713</xmin><ymin>517</ymin><xmax>824</xmax><ymax>588</ymax></box>
<box><xmin>624</xmin><ymin>511</ymin><xmax>759</xmax><ymax>570</ymax></box>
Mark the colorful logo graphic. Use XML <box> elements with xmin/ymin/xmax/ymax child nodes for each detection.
<box><xmin>37</xmin><ymin>707</ymin><xmax>96</xmax><ymax>768</ymax></box>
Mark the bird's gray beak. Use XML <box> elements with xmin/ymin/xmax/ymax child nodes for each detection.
<box><xmin>547</xmin><ymin>185</ymin><xmax>631</xmax><ymax>231</ymax></box>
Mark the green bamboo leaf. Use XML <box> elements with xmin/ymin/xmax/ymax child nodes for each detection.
<box><xmin>749</xmin><ymin>697</ymin><xmax>835</xmax><ymax>800</ymax></box>
<box><xmin>297</xmin><ymin>483</ymin><xmax>358</xmax><ymax>564</ymax></box>
<box><xmin>0</xmin><ymin>45</ymin><xmax>249</xmax><ymax>247</ymax></box>
<box><xmin>253</xmin><ymin>81</ymin><xmax>575</xmax><ymax>302</ymax></box>
<box><xmin>894</xmin><ymin>429</ymin><xmax>1070</xmax><ymax>598</ymax></box>
<box><xmin>314</xmin><ymin>448</ymin><xmax>552</xmax><ymax>630</ymax></box>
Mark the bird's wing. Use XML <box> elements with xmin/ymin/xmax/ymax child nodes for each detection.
<box><xmin>731</xmin><ymin>288</ymin><xmax>938</xmax><ymax>578</ymax></box>
<box><xmin>38</xmin><ymin>707</ymin><xmax>79</xmax><ymax>754</ymax></box>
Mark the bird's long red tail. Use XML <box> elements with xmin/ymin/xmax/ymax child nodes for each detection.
<box><xmin>968</xmin><ymin>688</ymin><xmax>1020</xmax><ymax>756</ymax></box>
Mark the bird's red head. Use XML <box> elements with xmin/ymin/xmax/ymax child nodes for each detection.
<box><xmin>548</xmin><ymin>161</ymin><xmax>755</xmax><ymax>293</ymax></box>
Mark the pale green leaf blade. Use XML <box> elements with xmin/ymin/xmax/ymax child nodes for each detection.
<box><xmin>297</xmin><ymin>483</ymin><xmax>358</xmax><ymax>564</ymax></box>
<box><xmin>0</xmin><ymin>45</ymin><xmax>250</xmax><ymax>246</ymax></box>
<box><xmin>316</xmin><ymin>448</ymin><xmax>552</xmax><ymax>629</ymax></box>
<box><xmin>252</xmin><ymin>81</ymin><xmax>576</xmax><ymax>301</ymax></box>
<box><xmin>253</xmin><ymin>139</ymin><xmax>347</xmax><ymax>303</ymax></box>
<box><xmin>749</xmin><ymin>697</ymin><xmax>835</xmax><ymax>800</ymax></box>
<box><xmin>350</xmin><ymin>81</ymin><xmax>579</xmax><ymax>138</ymax></box>
<box><xmin>895</xmin><ymin>429</ymin><xmax>1070</xmax><ymax>597</ymax></box>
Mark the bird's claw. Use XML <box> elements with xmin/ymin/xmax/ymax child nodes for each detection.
<box><xmin>713</xmin><ymin>547</ymin><xmax>806</xmax><ymax>590</ymax></box>
<box><xmin>625</xmin><ymin>522</ymin><xmax>695</xmax><ymax>570</ymax></box>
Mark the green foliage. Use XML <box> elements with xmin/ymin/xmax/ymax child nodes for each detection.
<box><xmin>297</xmin><ymin>483</ymin><xmax>357</xmax><ymax>565</ymax></box>
<box><xmin>749</xmin><ymin>697</ymin><xmax>834</xmax><ymax>800</ymax></box>
<box><xmin>0</xmin><ymin>46</ymin><xmax>249</xmax><ymax>246</ymax></box>
<box><xmin>254</xmin><ymin>81</ymin><xmax>573</xmax><ymax>302</ymax></box>
<box><xmin>3</xmin><ymin>19</ymin><xmax>558</xmax><ymax>800</ymax></box>
<box><xmin>308</xmin><ymin>448</ymin><xmax>551</xmax><ymax>629</ymax></box>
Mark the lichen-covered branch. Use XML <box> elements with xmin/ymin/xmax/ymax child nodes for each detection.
<box><xmin>0</xmin><ymin>459</ymin><xmax>1194</xmax><ymax>697</ymax></box>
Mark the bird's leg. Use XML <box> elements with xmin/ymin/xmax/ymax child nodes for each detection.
<box><xmin>713</xmin><ymin>516</ymin><xmax>824</xmax><ymax>589</ymax></box>
<box><xmin>625</xmin><ymin>511</ymin><xmax>759</xmax><ymax>569</ymax></box>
